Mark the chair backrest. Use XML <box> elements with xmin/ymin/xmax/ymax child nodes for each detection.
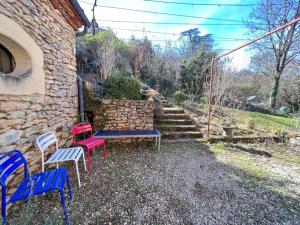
<box><xmin>0</xmin><ymin>150</ymin><xmax>28</xmax><ymax>188</ymax></box>
<box><xmin>72</xmin><ymin>123</ymin><xmax>93</xmax><ymax>144</ymax></box>
<box><xmin>36</xmin><ymin>132</ymin><xmax>58</xmax><ymax>153</ymax></box>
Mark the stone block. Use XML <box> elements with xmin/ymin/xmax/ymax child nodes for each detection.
<box><xmin>7</xmin><ymin>111</ymin><xmax>26</xmax><ymax>119</ymax></box>
<box><xmin>0</xmin><ymin>102</ymin><xmax>29</xmax><ymax>112</ymax></box>
<box><xmin>0</xmin><ymin>129</ymin><xmax>23</xmax><ymax>146</ymax></box>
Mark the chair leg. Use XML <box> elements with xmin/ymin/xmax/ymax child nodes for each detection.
<box><xmin>103</xmin><ymin>143</ymin><xmax>107</xmax><ymax>161</ymax></box>
<box><xmin>87</xmin><ymin>150</ymin><xmax>91</xmax><ymax>173</ymax></box>
<box><xmin>2</xmin><ymin>202</ymin><xmax>6</xmax><ymax>225</ymax></box>
<box><xmin>59</xmin><ymin>190</ymin><xmax>70</xmax><ymax>225</ymax></box>
<box><xmin>82</xmin><ymin>151</ymin><xmax>87</xmax><ymax>172</ymax></box>
<box><xmin>66</xmin><ymin>174</ymin><xmax>73</xmax><ymax>200</ymax></box>
<box><xmin>75</xmin><ymin>161</ymin><xmax>81</xmax><ymax>188</ymax></box>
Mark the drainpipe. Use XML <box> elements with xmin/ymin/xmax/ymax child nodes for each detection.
<box><xmin>73</xmin><ymin>0</ymin><xmax>90</xmax><ymax>121</ymax></box>
<box><xmin>76</xmin><ymin>24</ymin><xmax>89</xmax><ymax>122</ymax></box>
<box><xmin>77</xmin><ymin>75</ymin><xmax>85</xmax><ymax>122</ymax></box>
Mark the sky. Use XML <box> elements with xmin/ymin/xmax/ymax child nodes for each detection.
<box><xmin>77</xmin><ymin>0</ymin><xmax>257</xmax><ymax>70</ymax></box>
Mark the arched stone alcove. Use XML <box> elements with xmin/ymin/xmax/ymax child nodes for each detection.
<box><xmin>0</xmin><ymin>14</ymin><xmax>45</xmax><ymax>95</ymax></box>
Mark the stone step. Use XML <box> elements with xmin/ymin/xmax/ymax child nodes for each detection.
<box><xmin>155</xmin><ymin>119</ymin><xmax>194</xmax><ymax>125</ymax></box>
<box><xmin>156</xmin><ymin>124</ymin><xmax>198</xmax><ymax>132</ymax></box>
<box><xmin>162</xmin><ymin>131</ymin><xmax>203</xmax><ymax>139</ymax></box>
<box><xmin>161</xmin><ymin>101</ymin><xmax>173</xmax><ymax>106</ymax></box>
<box><xmin>163</xmin><ymin>108</ymin><xmax>185</xmax><ymax>114</ymax></box>
<box><xmin>157</xmin><ymin>114</ymin><xmax>189</xmax><ymax>119</ymax></box>
<box><xmin>162</xmin><ymin>138</ymin><xmax>202</xmax><ymax>143</ymax></box>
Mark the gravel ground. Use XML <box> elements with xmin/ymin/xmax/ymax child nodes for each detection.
<box><xmin>8</xmin><ymin>141</ymin><xmax>300</xmax><ymax>225</ymax></box>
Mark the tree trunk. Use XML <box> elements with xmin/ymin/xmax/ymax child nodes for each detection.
<box><xmin>270</xmin><ymin>76</ymin><xmax>280</xmax><ymax>109</ymax></box>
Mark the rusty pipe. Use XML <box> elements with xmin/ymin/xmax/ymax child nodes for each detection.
<box><xmin>206</xmin><ymin>17</ymin><xmax>300</xmax><ymax>138</ymax></box>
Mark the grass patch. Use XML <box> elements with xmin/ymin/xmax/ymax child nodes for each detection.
<box><xmin>264</xmin><ymin>145</ymin><xmax>300</xmax><ymax>164</ymax></box>
<box><xmin>210</xmin><ymin>143</ymin><xmax>227</xmax><ymax>154</ymax></box>
<box><xmin>239</xmin><ymin>111</ymin><xmax>297</xmax><ymax>131</ymax></box>
<box><xmin>210</xmin><ymin>143</ymin><xmax>273</xmax><ymax>179</ymax></box>
<box><xmin>210</xmin><ymin>142</ymin><xmax>300</xmax><ymax>198</ymax></box>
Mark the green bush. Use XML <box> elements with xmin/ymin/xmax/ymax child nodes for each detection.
<box><xmin>173</xmin><ymin>91</ymin><xmax>187</xmax><ymax>105</ymax></box>
<box><xmin>198</xmin><ymin>96</ymin><xmax>208</xmax><ymax>105</ymax></box>
<box><xmin>103</xmin><ymin>75</ymin><xmax>141</xmax><ymax>100</ymax></box>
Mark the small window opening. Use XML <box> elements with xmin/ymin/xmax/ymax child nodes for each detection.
<box><xmin>0</xmin><ymin>44</ymin><xmax>15</xmax><ymax>74</ymax></box>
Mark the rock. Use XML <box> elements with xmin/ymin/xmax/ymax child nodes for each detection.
<box><xmin>30</xmin><ymin>104</ymin><xmax>42</xmax><ymax>111</ymax></box>
<box><xmin>289</xmin><ymin>136</ymin><xmax>300</xmax><ymax>145</ymax></box>
<box><xmin>24</xmin><ymin>125</ymin><xmax>41</xmax><ymax>137</ymax></box>
<box><xmin>0</xmin><ymin>119</ymin><xmax>14</xmax><ymax>129</ymax></box>
<box><xmin>0</xmin><ymin>102</ymin><xmax>29</xmax><ymax>112</ymax></box>
<box><xmin>27</xmin><ymin>112</ymin><xmax>38</xmax><ymax>122</ymax></box>
<box><xmin>1</xmin><ymin>145</ymin><xmax>17</xmax><ymax>153</ymax></box>
<box><xmin>7</xmin><ymin>111</ymin><xmax>26</xmax><ymax>119</ymax></box>
<box><xmin>0</xmin><ymin>129</ymin><xmax>23</xmax><ymax>146</ymax></box>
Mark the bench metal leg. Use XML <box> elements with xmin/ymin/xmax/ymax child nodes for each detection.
<box><xmin>158</xmin><ymin>136</ymin><xmax>161</xmax><ymax>152</ymax></box>
<box><xmin>103</xmin><ymin>143</ymin><xmax>107</xmax><ymax>161</ymax></box>
<box><xmin>82</xmin><ymin>150</ymin><xmax>87</xmax><ymax>172</ymax></box>
<box><xmin>155</xmin><ymin>137</ymin><xmax>158</xmax><ymax>146</ymax></box>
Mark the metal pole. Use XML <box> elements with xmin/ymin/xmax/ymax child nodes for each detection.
<box><xmin>206</xmin><ymin>17</ymin><xmax>300</xmax><ymax>138</ymax></box>
<box><xmin>207</xmin><ymin>58</ymin><xmax>215</xmax><ymax>137</ymax></box>
<box><xmin>92</xmin><ymin>0</ymin><xmax>97</xmax><ymax>35</ymax></box>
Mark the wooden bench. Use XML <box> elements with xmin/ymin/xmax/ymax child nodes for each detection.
<box><xmin>93</xmin><ymin>130</ymin><xmax>161</xmax><ymax>151</ymax></box>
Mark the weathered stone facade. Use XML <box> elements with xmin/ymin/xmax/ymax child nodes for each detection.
<box><xmin>0</xmin><ymin>0</ymin><xmax>82</xmax><ymax>194</ymax></box>
<box><xmin>92</xmin><ymin>99</ymin><xmax>154</xmax><ymax>142</ymax></box>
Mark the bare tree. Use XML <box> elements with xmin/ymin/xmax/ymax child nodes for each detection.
<box><xmin>179</xmin><ymin>51</ymin><xmax>211</xmax><ymax>102</ymax></box>
<box><xmin>246</xmin><ymin>0</ymin><xmax>300</xmax><ymax>108</ymax></box>
<box><xmin>128</xmin><ymin>38</ymin><xmax>152</xmax><ymax>79</ymax></box>
<box><xmin>99</xmin><ymin>36</ymin><xmax>116</xmax><ymax>80</ymax></box>
<box><xmin>204</xmin><ymin>59</ymin><xmax>238</xmax><ymax>115</ymax></box>
<box><xmin>143</xmin><ymin>52</ymin><xmax>166</xmax><ymax>84</ymax></box>
<box><xmin>278</xmin><ymin>70</ymin><xmax>300</xmax><ymax>112</ymax></box>
<box><xmin>76</xmin><ymin>31</ymin><xmax>120</xmax><ymax>80</ymax></box>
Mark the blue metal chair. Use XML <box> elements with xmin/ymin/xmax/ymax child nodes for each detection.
<box><xmin>0</xmin><ymin>150</ymin><xmax>73</xmax><ymax>225</ymax></box>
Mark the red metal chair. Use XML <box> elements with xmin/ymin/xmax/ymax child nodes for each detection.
<box><xmin>71</xmin><ymin>123</ymin><xmax>106</xmax><ymax>173</ymax></box>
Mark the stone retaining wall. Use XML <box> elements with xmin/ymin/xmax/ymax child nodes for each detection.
<box><xmin>0</xmin><ymin>0</ymin><xmax>78</xmax><ymax>195</ymax></box>
<box><xmin>91</xmin><ymin>99</ymin><xmax>154</xmax><ymax>143</ymax></box>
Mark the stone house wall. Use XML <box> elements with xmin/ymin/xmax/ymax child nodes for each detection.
<box><xmin>0</xmin><ymin>0</ymin><xmax>79</xmax><ymax>194</ymax></box>
<box><xmin>91</xmin><ymin>99</ymin><xmax>154</xmax><ymax>143</ymax></box>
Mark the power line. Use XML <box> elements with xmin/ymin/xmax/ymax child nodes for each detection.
<box><xmin>121</xmin><ymin>38</ymin><xmax>232</xmax><ymax>50</ymax></box>
<box><xmin>143</xmin><ymin>0</ymin><xmax>258</xmax><ymax>7</ymax></box>
<box><xmin>99</xmin><ymin>26</ymin><xmax>250</xmax><ymax>41</ymax></box>
<box><xmin>97</xmin><ymin>19</ymin><xmax>246</xmax><ymax>26</ymax></box>
<box><xmin>120</xmin><ymin>38</ymin><xmax>231</xmax><ymax>51</ymax></box>
<box><xmin>78</xmin><ymin>1</ymin><xmax>245</xmax><ymax>23</ymax></box>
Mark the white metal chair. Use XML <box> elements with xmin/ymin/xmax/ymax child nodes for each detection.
<box><xmin>36</xmin><ymin>132</ymin><xmax>87</xmax><ymax>187</ymax></box>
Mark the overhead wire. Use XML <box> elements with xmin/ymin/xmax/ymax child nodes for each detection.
<box><xmin>98</xmin><ymin>26</ymin><xmax>250</xmax><ymax>41</ymax></box>
<box><xmin>96</xmin><ymin>19</ymin><xmax>246</xmax><ymax>26</ymax></box>
<box><xmin>120</xmin><ymin>38</ymin><xmax>232</xmax><ymax>51</ymax></box>
<box><xmin>78</xmin><ymin>1</ymin><xmax>246</xmax><ymax>23</ymax></box>
<box><xmin>143</xmin><ymin>0</ymin><xmax>259</xmax><ymax>7</ymax></box>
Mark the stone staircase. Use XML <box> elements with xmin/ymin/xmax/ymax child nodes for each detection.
<box><xmin>155</xmin><ymin>101</ymin><xmax>203</xmax><ymax>141</ymax></box>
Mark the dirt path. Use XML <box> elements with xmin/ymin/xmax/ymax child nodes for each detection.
<box><xmin>9</xmin><ymin>142</ymin><xmax>300</xmax><ymax>225</ymax></box>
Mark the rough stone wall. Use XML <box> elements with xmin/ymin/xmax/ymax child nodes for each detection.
<box><xmin>92</xmin><ymin>99</ymin><xmax>154</xmax><ymax>143</ymax></box>
<box><xmin>0</xmin><ymin>0</ymin><xmax>78</xmax><ymax>194</ymax></box>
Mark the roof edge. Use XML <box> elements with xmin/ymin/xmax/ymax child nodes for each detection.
<box><xmin>70</xmin><ymin>0</ymin><xmax>91</xmax><ymax>28</ymax></box>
